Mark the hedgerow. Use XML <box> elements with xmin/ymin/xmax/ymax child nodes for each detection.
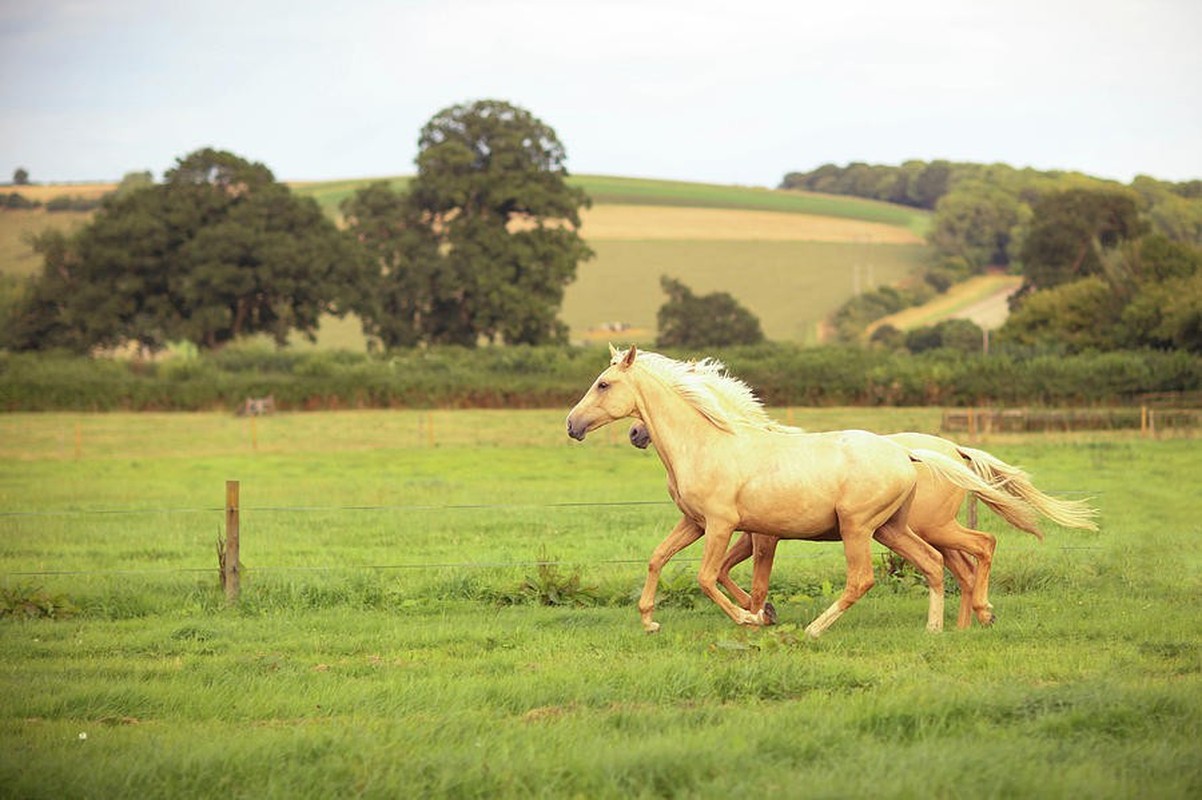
<box><xmin>1</xmin><ymin>344</ymin><xmax>1198</xmax><ymax>411</ymax></box>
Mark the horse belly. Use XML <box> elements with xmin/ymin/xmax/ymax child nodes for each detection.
<box><xmin>737</xmin><ymin>498</ymin><xmax>839</xmax><ymax>539</ymax></box>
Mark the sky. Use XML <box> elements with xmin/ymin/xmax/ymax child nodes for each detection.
<box><xmin>2</xmin><ymin>0</ymin><xmax>1200</xmax><ymax>187</ymax></box>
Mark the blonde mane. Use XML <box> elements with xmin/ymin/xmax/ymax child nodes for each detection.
<box><xmin>612</xmin><ymin>348</ymin><xmax>803</xmax><ymax>434</ymax></box>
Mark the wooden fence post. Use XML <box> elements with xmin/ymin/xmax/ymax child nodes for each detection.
<box><xmin>221</xmin><ymin>480</ymin><xmax>241</xmax><ymax>604</ymax></box>
<box><xmin>967</xmin><ymin>494</ymin><xmax>978</xmax><ymax>530</ymax></box>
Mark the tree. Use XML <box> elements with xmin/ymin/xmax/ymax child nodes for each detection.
<box><xmin>341</xmin><ymin>181</ymin><xmax>441</xmax><ymax>349</ymax></box>
<box><xmin>996</xmin><ymin>277</ymin><xmax>1124</xmax><ymax>353</ymax></box>
<box><xmin>929</xmin><ymin>181</ymin><xmax>1023</xmax><ymax>270</ymax></box>
<box><xmin>12</xmin><ymin>167</ymin><xmax>29</xmax><ymax>185</ymax></box>
<box><xmin>115</xmin><ymin>170</ymin><xmax>154</xmax><ymax>198</ymax></box>
<box><xmin>404</xmin><ymin>99</ymin><xmax>592</xmax><ymax>345</ymax></box>
<box><xmin>1017</xmin><ymin>188</ymin><xmax>1144</xmax><ymax>296</ymax></box>
<box><xmin>656</xmin><ymin>276</ymin><xmax>764</xmax><ymax>348</ymax></box>
<box><xmin>904</xmin><ymin>318</ymin><xmax>984</xmax><ymax>354</ymax></box>
<box><xmin>6</xmin><ymin>148</ymin><xmax>361</xmax><ymax>352</ymax></box>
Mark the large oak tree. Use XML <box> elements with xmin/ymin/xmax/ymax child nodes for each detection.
<box><xmin>345</xmin><ymin>101</ymin><xmax>592</xmax><ymax>348</ymax></box>
<box><xmin>6</xmin><ymin>148</ymin><xmax>360</xmax><ymax>352</ymax></box>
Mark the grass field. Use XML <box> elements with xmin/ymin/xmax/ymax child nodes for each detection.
<box><xmin>1</xmin><ymin>409</ymin><xmax>1200</xmax><ymax>798</ymax></box>
<box><xmin>564</xmin><ymin>239</ymin><xmax>929</xmax><ymax>343</ymax></box>
<box><xmin>291</xmin><ymin>175</ymin><xmax>933</xmax><ymax>238</ymax></box>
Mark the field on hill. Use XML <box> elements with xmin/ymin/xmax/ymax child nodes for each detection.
<box><xmin>868</xmin><ymin>273</ymin><xmax>1025</xmax><ymax>336</ymax></box>
<box><xmin>1</xmin><ymin>176</ymin><xmax>933</xmax><ymax>345</ymax></box>
<box><xmin>1</xmin><ymin>409</ymin><xmax>1199</xmax><ymax>798</ymax></box>
<box><xmin>564</xmin><ymin>239</ymin><xmax>928</xmax><ymax>344</ymax></box>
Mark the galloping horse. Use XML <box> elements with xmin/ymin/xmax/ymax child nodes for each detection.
<box><xmin>629</xmin><ymin>420</ymin><xmax>1096</xmax><ymax>631</ymax></box>
<box><xmin>566</xmin><ymin>346</ymin><xmax>1034</xmax><ymax>637</ymax></box>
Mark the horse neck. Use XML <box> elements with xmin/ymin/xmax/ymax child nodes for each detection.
<box><xmin>632</xmin><ymin>368</ymin><xmax>729</xmax><ymax>475</ymax></box>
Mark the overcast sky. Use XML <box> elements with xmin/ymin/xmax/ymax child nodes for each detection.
<box><xmin>2</xmin><ymin>0</ymin><xmax>1200</xmax><ymax>186</ymax></box>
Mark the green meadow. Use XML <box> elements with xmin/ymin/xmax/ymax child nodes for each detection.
<box><xmin>2</xmin><ymin>410</ymin><xmax>1200</xmax><ymax>798</ymax></box>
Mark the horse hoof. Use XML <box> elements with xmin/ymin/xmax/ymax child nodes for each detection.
<box><xmin>762</xmin><ymin>602</ymin><xmax>778</xmax><ymax>626</ymax></box>
<box><xmin>643</xmin><ymin>621</ymin><xmax>661</xmax><ymax>634</ymax></box>
<box><xmin>981</xmin><ymin>613</ymin><xmax>996</xmax><ymax>627</ymax></box>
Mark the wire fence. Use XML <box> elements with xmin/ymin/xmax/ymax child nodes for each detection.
<box><xmin>1</xmin><ymin>491</ymin><xmax>1104</xmax><ymax>581</ymax></box>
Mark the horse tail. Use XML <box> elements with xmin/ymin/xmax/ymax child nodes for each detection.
<box><xmin>955</xmin><ymin>445</ymin><xmax>1099</xmax><ymax>532</ymax></box>
<box><xmin>908</xmin><ymin>448</ymin><xmax>1044</xmax><ymax>540</ymax></box>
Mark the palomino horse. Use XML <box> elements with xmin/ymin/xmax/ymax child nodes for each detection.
<box><xmin>629</xmin><ymin>421</ymin><xmax>1097</xmax><ymax>631</ymax></box>
<box><xmin>566</xmin><ymin>346</ymin><xmax>1032</xmax><ymax>637</ymax></box>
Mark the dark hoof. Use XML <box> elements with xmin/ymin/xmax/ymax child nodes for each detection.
<box><xmin>762</xmin><ymin>602</ymin><xmax>778</xmax><ymax>626</ymax></box>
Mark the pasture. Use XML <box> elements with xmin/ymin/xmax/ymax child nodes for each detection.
<box><xmin>1</xmin><ymin>409</ymin><xmax>1200</xmax><ymax>798</ymax></box>
<box><xmin>562</xmin><ymin>240</ymin><xmax>928</xmax><ymax>344</ymax></box>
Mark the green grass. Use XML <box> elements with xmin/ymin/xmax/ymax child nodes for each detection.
<box><xmin>1</xmin><ymin>411</ymin><xmax>1200</xmax><ymax>798</ymax></box>
<box><xmin>564</xmin><ymin>240</ymin><xmax>930</xmax><ymax>343</ymax></box>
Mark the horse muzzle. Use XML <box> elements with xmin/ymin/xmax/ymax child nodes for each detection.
<box><xmin>566</xmin><ymin>417</ymin><xmax>588</xmax><ymax>441</ymax></box>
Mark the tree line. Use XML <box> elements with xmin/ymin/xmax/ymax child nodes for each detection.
<box><xmin>786</xmin><ymin>160</ymin><xmax>1202</xmax><ymax>353</ymax></box>
<box><xmin>2</xmin><ymin>101</ymin><xmax>593</xmax><ymax>354</ymax></box>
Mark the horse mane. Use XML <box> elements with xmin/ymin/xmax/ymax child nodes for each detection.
<box><xmin>613</xmin><ymin>348</ymin><xmax>804</xmax><ymax>435</ymax></box>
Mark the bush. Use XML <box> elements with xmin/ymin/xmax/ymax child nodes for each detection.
<box><xmin>1</xmin><ymin>192</ymin><xmax>40</xmax><ymax>210</ymax></box>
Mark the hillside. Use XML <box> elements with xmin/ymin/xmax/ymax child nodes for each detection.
<box><xmin>866</xmin><ymin>273</ymin><xmax>1023</xmax><ymax>336</ymax></box>
<box><xmin>2</xmin><ymin>176</ymin><xmax>932</xmax><ymax>346</ymax></box>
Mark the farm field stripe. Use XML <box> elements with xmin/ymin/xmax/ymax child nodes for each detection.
<box><xmin>578</xmin><ymin>204</ymin><xmax>922</xmax><ymax>244</ymax></box>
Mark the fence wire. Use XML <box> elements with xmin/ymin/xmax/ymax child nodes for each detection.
<box><xmin>1</xmin><ymin>493</ymin><xmax>1104</xmax><ymax>580</ymax></box>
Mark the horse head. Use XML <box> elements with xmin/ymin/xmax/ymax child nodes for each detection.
<box><xmin>566</xmin><ymin>344</ymin><xmax>641</xmax><ymax>441</ymax></box>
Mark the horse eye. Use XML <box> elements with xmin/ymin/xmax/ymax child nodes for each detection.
<box><xmin>597</xmin><ymin>380</ymin><xmax>610</xmax><ymax>391</ymax></box>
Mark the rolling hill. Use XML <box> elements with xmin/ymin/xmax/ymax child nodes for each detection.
<box><xmin>1</xmin><ymin>176</ymin><xmax>935</xmax><ymax>346</ymax></box>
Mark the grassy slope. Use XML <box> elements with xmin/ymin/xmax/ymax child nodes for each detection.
<box><xmin>565</xmin><ymin>239</ymin><xmax>927</xmax><ymax>344</ymax></box>
<box><xmin>1</xmin><ymin>411</ymin><xmax>1199</xmax><ymax>798</ymax></box>
<box><xmin>867</xmin><ymin>273</ymin><xmax>1025</xmax><ymax>335</ymax></box>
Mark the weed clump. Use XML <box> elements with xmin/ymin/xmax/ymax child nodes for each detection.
<box><xmin>0</xmin><ymin>584</ymin><xmax>78</xmax><ymax>619</ymax></box>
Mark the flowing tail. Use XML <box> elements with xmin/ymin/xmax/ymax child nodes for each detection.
<box><xmin>908</xmin><ymin>448</ymin><xmax>1044</xmax><ymax>539</ymax></box>
<box><xmin>954</xmin><ymin>445</ymin><xmax>1099</xmax><ymax>533</ymax></box>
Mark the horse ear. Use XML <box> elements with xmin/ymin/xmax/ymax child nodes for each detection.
<box><xmin>620</xmin><ymin>344</ymin><xmax>638</xmax><ymax>369</ymax></box>
<box><xmin>608</xmin><ymin>342</ymin><xmax>619</xmax><ymax>359</ymax></box>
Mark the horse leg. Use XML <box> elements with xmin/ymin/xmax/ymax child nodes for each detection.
<box><xmin>805</xmin><ymin>528</ymin><xmax>876</xmax><ymax>638</ymax></box>
<box><xmin>920</xmin><ymin>521</ymin><xmax>997</xmax><ymax>626</ymax></box>
<box><xmin>718</xmin><ymin>532</ymin><xmax>754</xmax><ymax>608</ymax></box>
<box><xmin>749</xmin><ymin>534</ymin><xmax>781</xmax><ymax>625</ymax></box>
<box><xmin>939</xmin><ymin>548</ymin><xmax>978</xmax><ymax>629</ymax></box>
<box><xmin>875</xmin><ymin>523</ymin><xmax>946</xmax><ymax>632</ymax></box>
<box><xmin>697</xmin><ymin>519</ymin><xmax>763</xmax><ymax>626</ymax></box>
<box><xmin>638</xmin><ymin>517</ymin><xmax>703</xmax><ymax>633</ymax></box>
